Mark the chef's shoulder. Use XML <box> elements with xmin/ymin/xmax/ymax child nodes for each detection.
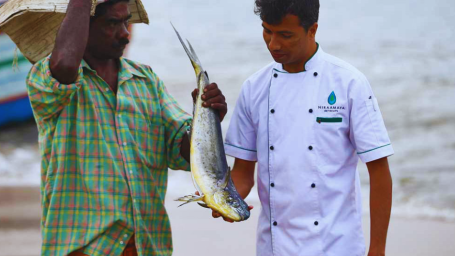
<box><xmin>322</xmin><ymin>52</ymin><xmax>373</xmax><ymax>98</ymax></box>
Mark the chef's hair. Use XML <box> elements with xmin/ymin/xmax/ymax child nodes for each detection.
<box><xmin>254</xmin><ymin>0</ymin><xmax>320</xmax><ymax>31</ymax></box>
<box><xmin>91</xmin><ymin>0</ymin><xmax>131</xmax><ymax>21</ymax></box>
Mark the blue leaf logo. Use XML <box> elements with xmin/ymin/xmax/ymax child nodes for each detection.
<box><xmin>328</xmin><ymin>91</ymin><xmax>336</xmax><ymax>105</ymax></box>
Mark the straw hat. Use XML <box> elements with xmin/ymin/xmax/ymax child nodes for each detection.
<box><xmin>0</xmin><ymin>0</ymin><xmax>149</xmax><ymax>64</ymax></box>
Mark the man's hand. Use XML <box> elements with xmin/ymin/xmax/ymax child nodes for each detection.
<box><xmin>191</xmin><ymin>83</ymin><xmax>227</xmax><ymax>122</ymax></box>
<box><xmin>209</xmin><ymin>158</ymin><xmax>256</xmax><ymax>223</ymax></box>
<box><xmin>211</xmin><ymin>206</ymin><xmax>254</xmax><ymax>223</ymax></box>
<box><xmin>194</xmin><ymin>191</ymin><xmax>254</xmax><ymax>223</ymax></box>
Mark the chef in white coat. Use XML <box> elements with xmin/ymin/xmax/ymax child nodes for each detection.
<box><xmin>213</xmin><ymin>1</ymin><xmax>394</xmax><ymax>256</ymax></box>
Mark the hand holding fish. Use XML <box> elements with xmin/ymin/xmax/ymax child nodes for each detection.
<box><xmin>193</xmin><ymin>191</ymin><xmax>253</xmax><ymax>223</ymax></box>
<box><xmin>212</xmin><ymin>205</ymin><xmax>254</xmax><ymax>223</ymax></box>
<box><xmin>191</xmin><ymin>83</ymin><xmax>227</xmax><ymax>122</ymax></box>
<box><xmin>173</xmin><ymin>24</ymin><xmax>251</xmax><ymax>222</ymax></box>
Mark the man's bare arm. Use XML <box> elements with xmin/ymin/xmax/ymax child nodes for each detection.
<box><xmin>230</xmin><ymin>158</ymin><xmax>256</xmax><ymax>199</ymax></box>
<box><xmin>367</xmin><ymin>157</ymin><xmax>392</xmax><ymax>256</ymax></box>
<box><xmin>50</xmin><ymin>0</ymin><xmax>93</xmax><ymax>84</ymax></box>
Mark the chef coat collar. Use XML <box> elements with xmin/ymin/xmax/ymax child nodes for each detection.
<box><xmin>273</xmin><ymin>43</ymin><xmax>322</xmax><ymax>73</ymax></box>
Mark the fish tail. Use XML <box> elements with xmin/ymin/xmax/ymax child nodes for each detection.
<box><xmin>175</xmin><ymin>194</ymin><xmax>205</xmax><ymax>207</ymax></box>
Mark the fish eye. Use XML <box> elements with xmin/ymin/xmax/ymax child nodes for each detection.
<box><xmin>227</xmin><ymin>197</ymin><xmax>233</xmax><ymax>203</ymax></box>
<box><xmin>232</xmin><ymin>201</ymin><xmax>240</xmax><ymax>208</ymax></box>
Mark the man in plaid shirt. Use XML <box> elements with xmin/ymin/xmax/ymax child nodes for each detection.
<box><xmin>26</xmin><ymin>0</ymin><xmax>227</xmax><ymax>255</ymax></box>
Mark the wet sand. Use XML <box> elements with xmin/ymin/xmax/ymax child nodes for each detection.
<box><xmin>1</xmin><ymin>186</ymin><xmax>455</xmax><ymax>256</ymax></box>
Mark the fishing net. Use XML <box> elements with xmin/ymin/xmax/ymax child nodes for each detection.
<box><xmin>0</xmin><ymin>0</ymin><xmax>149</xmax><ymax>64</ymax></box>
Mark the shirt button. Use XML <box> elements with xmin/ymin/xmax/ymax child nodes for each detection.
<box><xmin>270</xmin><ymin>109</ymin><xmax>275</xmax><ymax>114</ymax></box>
<box><xmin>311</xmin><ymin>183</ymin><xmax>316</xmax><ymax>188</ymax></box>
<box><xmin>124</xmin><ymin>234</ymin><xmax>128</xmax><ymax>238</ymax></box>
<box><xmin>273</xmin><ymin>221</ymin><xmax>278</xmax><ymax>226</ymax></box>
<box><xmin>105</xmin><ymin>87</ymin><xmax>109</xmax><ymax>91</ymax></box>
<box><xmin>118</xmin><ymin>114</ymin><xmax>122</xmax><ymax>118</ymax></box>
<box><xmin>314</xmin><ymin>72</ymin><xmax>318</xmax><ymax>77</ymax></box>
<box><xmin>270</xmin><ymin>146</ymin><xmax>274</xmax><ymax>150</ymax></box>
<box><xmin>130</xmin><ymin>170</ymin><xmax>133</xmax><ymax>174</ymax></box>
<box><xmin>274</xmin><ymin>73</ymin><xmax>278</xmax><ymax>78</ymax></box>
<box><xmin>120</xmin><ymin>241</ymin><xmax>124</xmax><ymax>245</ymax></box>
<box><xmin>133</xmin><ymin>199</ymin><xmax>137</xmax><ymax>203</ymax></box>
<box><xmin>271</xmin><ymin>183</ymin><xmax>275</xmax><ymax>187</ymax></box>
<box><xmin>309</xmin><ymin>109</ymin><xmax>313</xmax><ymax>113</ymax></box>
<box><xmin>123</xmin><ymin>142</ymin><xmax>127</xmax><ymax>146</ymax></box>
<box><xmin>308</xmin><ymin>146</ymin><xmax>313</xmax><ymax>150</ymax></box>
<box><xmin>314</xmin><ymin>221</ymin><xmax>319</xmax><ymax>226</ymax></box>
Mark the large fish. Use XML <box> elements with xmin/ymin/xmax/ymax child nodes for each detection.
<box><xmin>172</xmin><ymin>24</ymin><xmax>250</xmax><ymax>222</ymax></box>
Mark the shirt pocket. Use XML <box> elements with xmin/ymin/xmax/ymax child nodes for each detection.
<box><xmin>316</xmin><ymin>117</ymin><xmax>343</xmax><ymax>124</ymax></box>
<box><xmin>314</xmin><ymin>115</ymin><xmax>348</xmax><ymax>173</ymax></box>
<box><xmin>133</xmin><ymin>118</ymin><xmax>165</xmax><ymax>169</ymax></box>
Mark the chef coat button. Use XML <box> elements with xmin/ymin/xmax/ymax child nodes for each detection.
<box><xmin>274</xmin><ymin>73</ymin><xmax>278</xmax><ymax>78</ymax></box>
<box><xmin>314</xmin><ymin>221</ymin><xmax>319</xmax><ymax>226</ymax></box>
<box><xmin>270</xmin><ymin>146</ymin><xmax>274</xmax><ymax>150</ymax></box>
<box><xmin>311</xmin><ymin>183</ymin><xmax>316</xmax><ymax>188</ymax></box>
<box><xmin>309</xmin><ymin>109</ymin><xmax>313</xmax><ymax>113</ymax></box>
<box><xmin>271</xmin><ymin>183</ymin><xmax>275</xmax><ymax>187</ymax></box>
<box><xmin>273</xmin><ymin>221</ymin><xmax>278</xmax><ymax>226</ymax></box>
<box><xmin>271</xmin><ymin>109</ymin><xmax>275</xmax><ymax>114</ymax></box>
<box><xmin>314</xmin><ymin>72</ymin><xmax>318</xmax><ymax>77</ymax></box>
<box><xmin>308</xmin><ymin>146</ymin><xmax>313</xmax><ymax>150</ymax></box>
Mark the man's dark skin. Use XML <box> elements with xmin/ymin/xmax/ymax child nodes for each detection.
<box><xmin>50</xmin><ymin>0</ymin><xmax>227</xmax><ymax>161</ymax></box>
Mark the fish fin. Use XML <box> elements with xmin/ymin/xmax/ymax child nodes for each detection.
<box><xmin>175</xmin><ymin>194</ymin><xmax>205</xmax><ymax>207</ymax></box>
<box><xmin>171</xmin><ymin>23</ymin><xmax>203</xmax><ymax>74</ymax></box>
<box><xmin>197</xmin><ymin>202</ymin><xmax>210</xmax><ymax>209</ymax></box>
<box><xmin>186</xmin><ymin>39</ymin><xmax>202</xmax><ymax>67</ymax></box>
<box><xmin>219</xmin><ymin>166</ymin><xmax>231</xmax><ymax>189</ymax></box>
<box><xmin>190</xmin><ymin>172</ymin><xmax>202</xmax><ymax>195</ymax></box>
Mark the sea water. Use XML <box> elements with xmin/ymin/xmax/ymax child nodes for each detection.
<box><xmin>0</xmin><ymin>0</ymin><xmax>454</xmax><ymax>221</ymax></box>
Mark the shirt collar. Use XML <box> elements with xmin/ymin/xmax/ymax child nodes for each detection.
<box><xmin>273</xmin><ymin>43</ymin><xmax>323</xmax><ymax>73</ymax></box>
<box><xmin>81</xmin><ymin>58</ymin><xmax>146</xmax><ymax>80</ymax></box>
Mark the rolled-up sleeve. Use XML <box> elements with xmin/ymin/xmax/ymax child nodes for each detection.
<box><xmin>349</xmin><ymin>76</ymin><xmax>394</xmax><ymax>163</ymax></box>
<box><xmin>26</xmin><ymin>56</ymin><xmax>83</xmax><ymax>122</ymax></box>
<box><xmin>225</xmin><ymin>81</ymin><xmax>258</xmax><ymax>161</ymax></box>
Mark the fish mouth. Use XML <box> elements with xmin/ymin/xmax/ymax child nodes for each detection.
<box><xmin>237</xmin><ymin>207</ymin><xmax>251</xmax><ymax>221</ymax></box>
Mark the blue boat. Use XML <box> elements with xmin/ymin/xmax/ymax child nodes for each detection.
<box><xmin>0</xmin><ymin>0</ymin><xmax>34</xmax><ymax>127</ymax></box>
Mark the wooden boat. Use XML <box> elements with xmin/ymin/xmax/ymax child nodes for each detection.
<box><xmin>0</xmin><ymin>0</ymin><xmax>33</xmax><ymax>126</ymax></box>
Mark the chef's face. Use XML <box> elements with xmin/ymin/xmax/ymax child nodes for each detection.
<box><xmin>262</xmin><ymin>14</ymin><xmax>318</xmax><ymax>71</ymax></box>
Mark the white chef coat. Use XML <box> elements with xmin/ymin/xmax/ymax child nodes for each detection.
<box><xmin>225</xmin><ymin>45</ymin><xmax>394</xmax><ymax>256</ymax></box>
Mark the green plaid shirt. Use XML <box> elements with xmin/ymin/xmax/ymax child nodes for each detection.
<box><xmin>27</xmin><ymin>56</ymin><xmax>191</xmax><ymax>256</ymax></box>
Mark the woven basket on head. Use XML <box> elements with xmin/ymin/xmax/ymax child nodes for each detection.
<box><xmin>0</xmin><ymin>0</ymin><xmax>149</xmax><ymax>64</ymax></box>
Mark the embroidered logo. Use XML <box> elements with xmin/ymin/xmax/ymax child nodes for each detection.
<box><xmin>328</xmin><ymin>91</ymin><xmax>336</xmax><ymax>105</ymax></box>
<box><xmin>318</xmin><ymin>91</ymin><xmax>345</xmax><ymax>113</ymax></box>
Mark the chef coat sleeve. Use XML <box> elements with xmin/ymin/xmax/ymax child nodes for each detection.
<box><xmin>224</xmin><ymin>81</ymin><xmax>258</xmax><ymax>161</ymax></box>
<box><xmin>349</xmin><ymin>75</ymin><xmax>394</xmax><ymax>163</ymax></box>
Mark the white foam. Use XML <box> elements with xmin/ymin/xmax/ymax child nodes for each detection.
<box><xmin>0</xmin><ymin>148</ymin><xmax>41</xmax><ymax>186</ymax></box>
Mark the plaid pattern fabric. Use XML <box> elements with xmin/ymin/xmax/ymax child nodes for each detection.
<box><xmin>27</xmin><ymin>56</ymin><xmax>191</xmax><ymax>256</ymax></box>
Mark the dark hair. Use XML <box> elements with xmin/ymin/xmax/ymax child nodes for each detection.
<box><xmin>92</xmin><ymin>0</ymin><xmax>130</xmax><ymax>20</ymax></box>
<box><xmin>254</xmin><ymin>0</ymin><xmax>320</xmax><ymax>31</ymax></box>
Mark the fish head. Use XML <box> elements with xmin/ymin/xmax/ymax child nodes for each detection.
<box><xmin>212</xmin><ymin>190</ymin><xmax>251</xmax><ymax>222</ymax></box>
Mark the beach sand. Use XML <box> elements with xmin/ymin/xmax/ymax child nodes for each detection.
<box><xmin>1</xmin><ymin>186</ymin><xmax>454</xmax><ymax>256</ymax></box>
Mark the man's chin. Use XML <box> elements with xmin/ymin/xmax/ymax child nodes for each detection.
<box><xmin>271</xmin><ymin>55</ymin><xmax>288</xmax><ymax>64</ymax></box>
<box><xmin>105</xmin><ymin>50</ymin><xmax>124</xmax><ymax>60</ymax></box>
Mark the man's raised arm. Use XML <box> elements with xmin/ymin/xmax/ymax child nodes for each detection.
<box><xmin>50</xmin><ymin>0</ymin><xmax>93</xmax><ymax>84</ymax></box>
